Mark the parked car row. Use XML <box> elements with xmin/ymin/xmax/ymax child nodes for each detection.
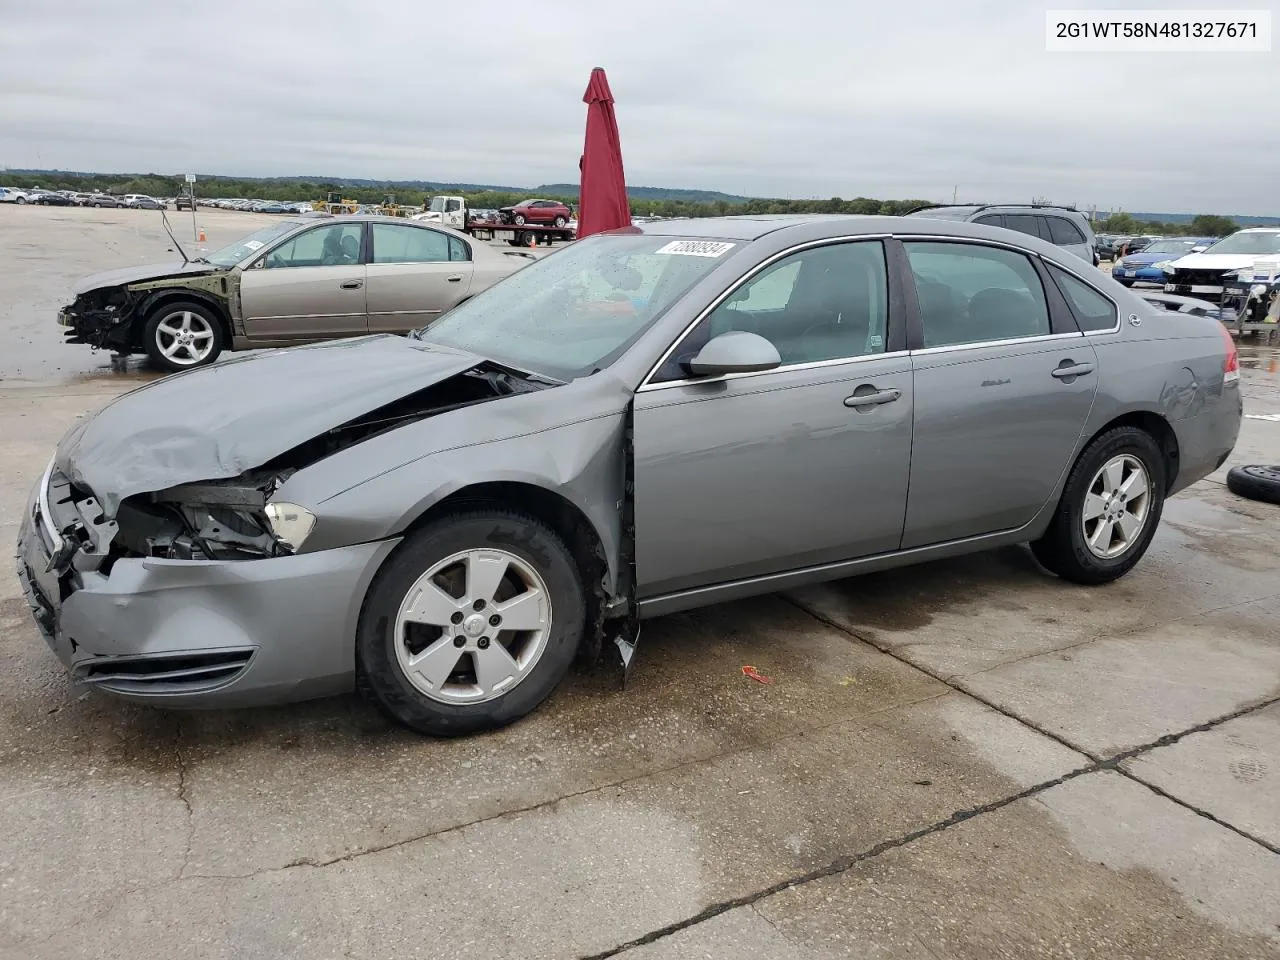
<box><xmin>0</xmin><ymin>188</ymin><xmax>174</xmax><ymax>208</ymax></box>
<box><xmin>1110</xmin><ymin>236</ymin><xmax>1214</xmax><ymax>286</ymax></box>
<box><xmin>199</xmin><ymin>198</ymin><xmax>315</xmax><ymax>214</ymax></box>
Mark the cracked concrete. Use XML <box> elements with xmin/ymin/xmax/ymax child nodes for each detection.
<box><xmin>2</xmin><ymin>208</ymin><xmax>1280</xmax><ymax>958</ymax></box>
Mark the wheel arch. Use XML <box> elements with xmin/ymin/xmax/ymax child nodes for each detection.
<box><xmin>133</xmin><ymin>290</ymin><xmax>232</xmax><ymax>347</ymax></box>
<box><xmin>1079</xmin><ymin>410</ymin><xmax>1180</xmax><ymax>494</ymax></box>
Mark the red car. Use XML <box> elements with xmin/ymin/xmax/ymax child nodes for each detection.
<box><xmin>498</xmin><ymin>199</ymin><xmax>572</xmax><ymax>227</ymax></box>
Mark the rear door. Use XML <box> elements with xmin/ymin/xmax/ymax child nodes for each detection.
<box><xmin>365</xmin><ymin>222</ymin><xmax>473</xmax><ymax>333</ymax></box>
<box><xmin>900</xmin><ymin>239</ymin><xmax>1097</xmax><ymax>547</ymax></box>
<box><xmin>238</xmin><ymin>221</ymin><xmax>368</xmax><ymax>341</ymax></box>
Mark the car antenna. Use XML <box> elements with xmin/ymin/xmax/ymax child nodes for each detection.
<box><xmin>160</xmin><ymin>208</ymin><xmax>190</xmax><ymax>265</ymax></box>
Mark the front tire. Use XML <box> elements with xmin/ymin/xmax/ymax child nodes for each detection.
<box><xmin>514</xmin><ymin>214</ymin><xmax>527</xmax><ymax>225</ymax></box>
<box><xmin>1031</xmin><ymin>426</ymin><xmax>1166</xmax><ymax>584</ymax></box>
<box><xmin>357</xmin><ymin>510</ymin><xmax>586</xmax><ymax>736</ymax></box>
<box><xmin>554</xmin><ymin>216</ymin><xmax>567</xmax><ymax>228</ymax></box>
<box><xmin>142</xmin><ymin>302</ymin><xmax>224</xmax><ymax>372</ymax></box>
<box><xmin>16</xmin><ymin>196</ymin><xmax>26</xmax><ymax>205</ymax></box>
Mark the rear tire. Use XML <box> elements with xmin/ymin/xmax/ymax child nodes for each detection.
<box><xmin>356</xmin><ymin>509</ymin><xmax>586</xmax><ymax>736</ymax></box>
<box><xmin>1031</xmin><ymin>426</ymin><xmax>1166</xmax><ymax>584</ymax></box>
<box><xmin>1118</xmin><ymin>279</ymin><xmax>1134</xmax><ymax>287</ymax></box>
<box><xmin>1225</xmin><ymin>465</ymin><xmax>1280</xmax><ymax>505</ymax></box>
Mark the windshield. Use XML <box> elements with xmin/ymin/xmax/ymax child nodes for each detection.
<box><xmin>1201</xmin><ymin>231</ymin><xmax>1280</xmax><ymax>256</ymax></box>
<box><xmin>1144</xmin><ymin>239</ymin><xmax>1196</xmax><ymax>254</ymax></box>
<box><xmin>428</xmin><ymin>196</ymin><xmax>447</xmax><ymax>213</ymax></box>
<box><xmin>205</xmin><ymin>221</ymin><xmax>304</xmax><ymax>267</ymax></box>
<box><xmin>419</xmin><ymin>234</ymin><xmax>741</xmax><ymax>378</ymax></box>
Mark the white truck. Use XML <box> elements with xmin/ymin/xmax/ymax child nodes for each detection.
<box><xmin>412</xmin><ymin>195</ymin><xmax>575</xmax><ymax>247</ymax></box>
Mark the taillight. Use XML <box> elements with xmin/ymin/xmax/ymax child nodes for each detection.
<box><xmin>1220</xmin><ymin>324</ymin><xmax>1239</xmax><ymax>383</ymax></box>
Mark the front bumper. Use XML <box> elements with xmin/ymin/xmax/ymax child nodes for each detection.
<box><xmin>15</xmin><ymin>477</ymin><xmax>400</xmax><ymax>708</ymax></box>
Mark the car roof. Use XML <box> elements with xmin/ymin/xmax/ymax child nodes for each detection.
<box><xmin>627</xmin><ymin>213</ymin><xmax>1110</xmax><ymax>267</ymax></box>
<box><xmin>906</xmin><ymin>202</ymin><xmax>1086</xmax><ymax>217</ymax></box>
<box><xmin>633</xmin><ymin>214</ymin><xmax>862</xmax><ymax>240</ymax></box>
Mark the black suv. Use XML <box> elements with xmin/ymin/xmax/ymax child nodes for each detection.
<box><xmin>906</xmin><ymin>203</ymin><xmax>1098</xmax><ymax>266</ymax></box>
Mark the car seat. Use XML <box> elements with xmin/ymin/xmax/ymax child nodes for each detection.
<box><xmin>339</xmin><ymin>233</ymin><xmax>361</xmax><ymax>264</ymax></box>
<box><xmin>967</xmin><ymin>287</ymin><xmax>1039</xmax><ymax>340</ymax></box>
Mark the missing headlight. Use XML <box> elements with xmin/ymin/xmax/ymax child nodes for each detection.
<box><xmin>118</xmin><ymin>471</ymin><xmax>298</xmax><ymax>561</ymax></box>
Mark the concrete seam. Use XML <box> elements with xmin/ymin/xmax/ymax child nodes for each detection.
<box><xmin>580</xmin><ymin>691</ymin><xmax>1280</xmax><ymax>959</ymax></box>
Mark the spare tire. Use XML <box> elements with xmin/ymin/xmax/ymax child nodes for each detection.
<box><xmin>1225</xmin><ymin>465</ymin><xmax>1280</xmax><ymax>505</ymax></box>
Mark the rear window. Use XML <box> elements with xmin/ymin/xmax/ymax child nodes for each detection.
<box><xmin>1002</xmin><ymin>215</ymin><xmax>1041</xmax><ymax>239</ymax></box>
<box><xmin>1049</xmin><ymin>265</ymin><xmax>1117</xmax><ymax>332</ymax></box>
<box><xmin>1047</xmin><ymin>217</ymin><xmax>1087</xmax><ymax>245</ymax></box>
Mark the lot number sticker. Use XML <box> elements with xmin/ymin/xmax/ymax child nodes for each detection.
<box><xmin>655</xmin><ymin>240</ymin><xmax>736</xmax><ymax>258</ymax></box>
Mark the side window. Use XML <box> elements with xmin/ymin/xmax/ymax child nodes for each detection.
<box><xmin>1002</xmin><ymin>214</ymin><xmax>1041</xmax><ymax>239</ymax></box>
<box><xmin>651</xmin><ymin>241</ymin><xmax>889</xmax><ymax>381</ymax></box>
<box><xmin>1034</xmin><ymin>217</ymin><xmax>1055</xmax><ymax>243</ymax></box>
<box><xmin>1048</xmin><ymin>265</ymin><xmax>1117</xmax><ymax>332</ymax></box>
<box><xmin>265</xmin><ymin>223</ymin><xmax>363</xmax><ymax>268</ymax></box>
<box><xmin>371</xmin><ymin>224</ymin><xmax>450</xmax><ymax>264</ymax></box>
<box><xmin>1048</xmin><ymin>217</ymin><xmax>1087</xmax><ymax>245</ymax></box>
<box><xmin>903</xmin><ymin>241</ymin><xmax>1051</xmax><ymax>347</ymax></box>
<box><xmin>448</xmin><ymin>236</ymin><xmax>470</xmax><ymax>262</ymax></box>
<box><xmin>445</xmin><ymin>199</ymin><xmax>462</xmax><ymax>213</ymax></box>
<box><xmin>974</xmin><ymin>214</ymin><xmax>1003</xmax><ymax>228</ymax></box>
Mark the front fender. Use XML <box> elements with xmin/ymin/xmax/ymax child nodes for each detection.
<box><xmin>286</xmin><ymin>413</ymin><xmax>628</xmax><ymax>593</ymax></box>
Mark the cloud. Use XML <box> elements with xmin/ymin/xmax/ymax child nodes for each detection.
<box><xmin>0</xmin><ymin>0</ymin><xmax>1275</xmax><ymax>213</ymax></box>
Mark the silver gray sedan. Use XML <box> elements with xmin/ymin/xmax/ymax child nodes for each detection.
<box><xmin>58</xmin><ymin>215</ymin><xmax>532</xmax><ymax>371</ymax></box>
<box><xmin>18</xmin><ymin>215</ymin><xmax>1242</xmax><ymax>735</ymax></box>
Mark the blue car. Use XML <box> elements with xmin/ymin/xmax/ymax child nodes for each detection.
<box><xmin>1112</xmin><ymin>237</ymin><xmax>1215</xmax><ymax>286</ymax></box>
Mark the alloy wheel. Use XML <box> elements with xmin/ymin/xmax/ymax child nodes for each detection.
<box><xmin>394</xmin><ymin>548</ymin><xmax>552</xmax><ymax>705</ymax></box>
<box><xmin>154</xmin><ymin>310</ymin><xmax>216</xmax><ymax>366</ymax></box>
<box><xmin>1082</xmin><ymin>454</ymin><xmax>1151</xmax><ymax>559</ymax></box>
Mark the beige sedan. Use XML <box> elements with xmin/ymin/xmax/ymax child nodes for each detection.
<box><xmin>59</xmin><ymin>215</ymin><xmax>536</xmax><ymax>371</ymax></box>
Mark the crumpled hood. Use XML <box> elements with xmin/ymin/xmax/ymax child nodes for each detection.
<box><xmin>71</xmin><ymin>261</ymin><xmax>225</xmax><ymax>296</ymax></box>
<box><xmin>1168</xmin><ymin>252</ymin><xmax>1264</xmax><ymax>273</ymax></box>
<box><xmin>55</xmin><ymin>335</ymin><xmax>482</xmax><ymax>517</ymax></box>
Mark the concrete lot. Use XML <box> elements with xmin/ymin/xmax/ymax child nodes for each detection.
<box><xmin>1</xmin><ymin>205</ymin><xmax>1278</xmax><ymax>959</ymax></box>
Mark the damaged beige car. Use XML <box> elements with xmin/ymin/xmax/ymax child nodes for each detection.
<box><xmin>58</xmin><ymin>215</ymin><xmax>536</xmax><ymax>372</ymax></box>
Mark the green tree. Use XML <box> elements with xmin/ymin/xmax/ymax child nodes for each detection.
<box><xmin>1189</xmin><ymin>214</ymin><xmax>1237</xmax><ymax>236</ymax></box>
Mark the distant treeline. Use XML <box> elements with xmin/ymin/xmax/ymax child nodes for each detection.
<box><xmin>2</xmin><ymin>171</ymin><xmax>1260</xmax><ymax>234</ymax></box>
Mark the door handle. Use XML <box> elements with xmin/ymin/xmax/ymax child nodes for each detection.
<box><xmin>1051</xmin><ymin>361</ymin><xmax>1094</xmax><ymax>379</ymax></box>
<box><xmin>446</xmin><ymin>275</ymin><xmax>464</xmax><ymax>282</ymax></box>
<box><xmin>844</xmin><ymin>387</ymin><xmax>901</xmax><ymax>408</ymax></box>
<box><xmin>340</xmin><ymin>279</ymin><xmax>363</xmax><ymax>290</ymax></box>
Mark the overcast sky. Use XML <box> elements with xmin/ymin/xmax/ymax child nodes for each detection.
<box><xmin>1</xmin><ymin>0</ymin><xmax>1276</xmax><ymax>213</ymax></box>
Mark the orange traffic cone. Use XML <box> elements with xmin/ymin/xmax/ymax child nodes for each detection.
<box><xmin>198</xmin><ymin>228</ymin><xmax>206</xmax><ymax>242</ymax></box>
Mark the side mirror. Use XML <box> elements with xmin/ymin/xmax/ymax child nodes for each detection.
<box><xmin>1191</xmin><ymin>245</ymin><xmax>1207</xmax><ymax>253</ymax></box>
<box><xmin>685</xmin><ymin>331</ymin><xmax>782</xmax><ymax>377</ymax></box>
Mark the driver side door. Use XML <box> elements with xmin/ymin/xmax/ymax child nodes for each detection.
<box><xmin>632</xmin><ymin>239</ymin><xmax>914</xmax><ymax>601</ymax></box>
<box><xmin>238</xmin><ymin>222</ymin><xmax>368</xmax><ymax>342</ymax></box>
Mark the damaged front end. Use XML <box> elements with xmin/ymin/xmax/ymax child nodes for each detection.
<box><xmin>59</xmin><ymin>267</ymin><xmax>230</xmax><ymax>353</ymax></box>
<box><xmin>59</xmin><ymin>286</ymin><xmax>137</xmax><ymax>352</ymax></box>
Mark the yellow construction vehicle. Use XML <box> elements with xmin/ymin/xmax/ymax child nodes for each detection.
<box><xmin>317</xmin><ymin>191</ymin><xmax>360</xmax><ymax>215</ymax></box>
<box><xmin>373</xmin><ymin>193</ymin><xmax>411</xmax><ymax>217</ymax></box>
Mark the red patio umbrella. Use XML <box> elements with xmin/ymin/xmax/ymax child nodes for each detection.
<box><xmin>576</xmin><ymin>67</ymin><xmax>631</xmax><ymax>239</ymax></box>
